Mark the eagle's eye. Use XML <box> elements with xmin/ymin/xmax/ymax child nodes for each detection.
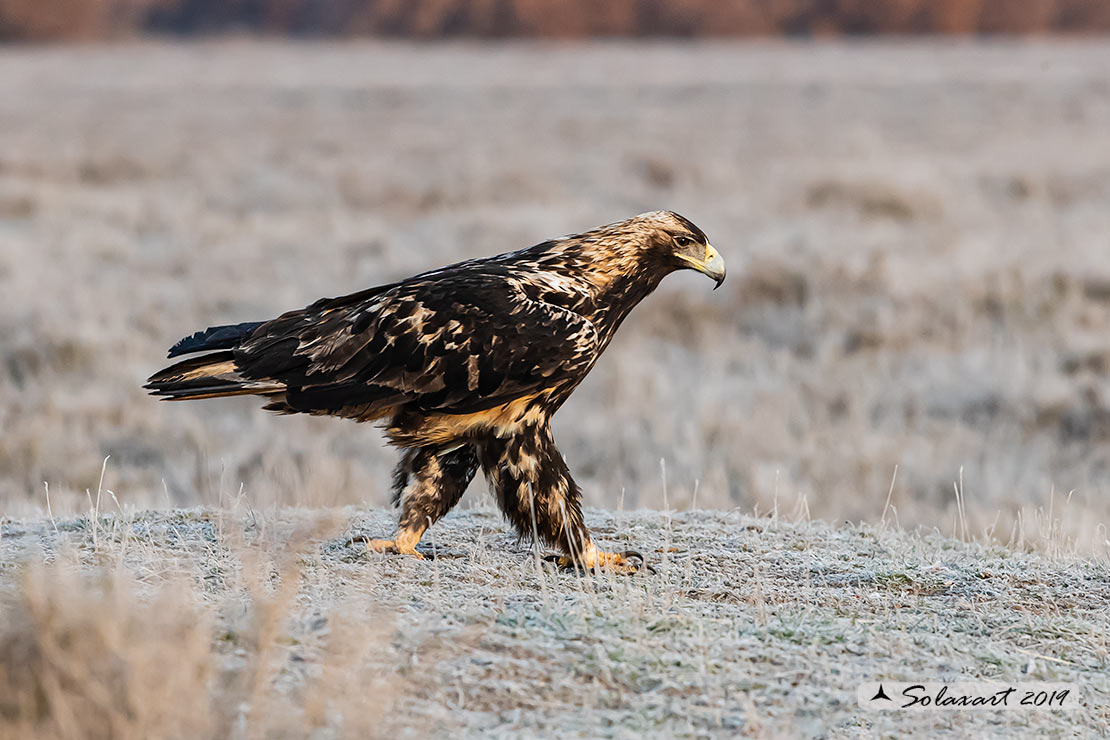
<box><xmin>674</xmin><ymin>235</ymin><xmax>696</xmax><ymax>248</ymax></box>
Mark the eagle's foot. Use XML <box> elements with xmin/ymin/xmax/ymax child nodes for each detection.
<box><xmin>365</xmin><ymin>538</ymin><xmax>426</xmax><ymax>559</ymax></box>
<box><xmin>547</xmin><ymin>548</ymin><xmax>654</xmax><ymax>575</ymax></box>
<box><xmin>347</xmin><ymin>529</ymin><xmax>427</xmax><ymax>560</ymax></box>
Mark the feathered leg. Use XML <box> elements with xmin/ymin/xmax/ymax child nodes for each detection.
<box><xmin>479</xmin><ymin>424</ymin><xmax>645</xmax><ymax>573</ymax></box>
<box><xmin>367</xmin><ymin>445</ymin><xmax>478</xmax><ymax>558</ymax></box>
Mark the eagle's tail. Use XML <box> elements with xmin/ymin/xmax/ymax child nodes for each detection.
<box><xmin>146</xmin><ymin>321</ymin><xmax>283</xmax><ymax>401</ymax></box>
<box><xmin>144</xmin><ymin>351</ymin><xmax>282</xmax><ymax>401</ymax></box>
<box><xmin>167</xmin><ymin>321</ymin><xmax>264</xmax><ymax>358</ymax></box>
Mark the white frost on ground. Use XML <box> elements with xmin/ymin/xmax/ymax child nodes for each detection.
<box><xmin>1</xmin><ymin>507</ymin><xmax>1107</xmax><ymax>737</ymax></box>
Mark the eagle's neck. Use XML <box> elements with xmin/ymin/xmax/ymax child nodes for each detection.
<box><xmin>580</xmin><ymin>261</ymin><xmax>667</xmax><ymax>345</ymax></box>
<box><xmin>523</xmin><ymin>238</ymin><xmax>669</xmax><ymax>342</ymax></box>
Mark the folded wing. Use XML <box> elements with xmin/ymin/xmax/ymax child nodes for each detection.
<box><xmin>230</xmin><ymin>270</ymin><xmax>598</xmax><ymax>420</ymax></box>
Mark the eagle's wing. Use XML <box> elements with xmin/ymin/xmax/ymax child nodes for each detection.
<box><xmin>235</xmin><ymin>270</ymin><xmax>598</xmax><ymax>418</ymax></box>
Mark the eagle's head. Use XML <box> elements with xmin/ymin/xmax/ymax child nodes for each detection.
<box><xmin>584</xmin><ymin>211</ymin><xmax>726</xmax><ymax>290</ymax></box>
<box><xmin>636</xmin><ymin>210</ymin><xmax>726</xmax><ymax>289</ymax></box>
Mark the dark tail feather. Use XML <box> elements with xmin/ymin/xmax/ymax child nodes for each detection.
<box><xmin>167</xmin><ymin>321</ymin><xmax>264</xmax><ymax>358</ymax></box>
<box><xmin>145</xmin><ymin>350</ymin><xmax>283</xmax><ymax>401</ymax></box>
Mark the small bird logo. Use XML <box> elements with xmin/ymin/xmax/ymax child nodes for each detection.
<box><xmin>871</xmin><ymin>684</ymin><xmax>892</xmax><ymax>702</ymax></box>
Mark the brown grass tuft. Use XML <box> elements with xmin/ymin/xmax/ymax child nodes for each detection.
<box><xmin>0</xmin><ymin>569</ymin><xmax>215</xmax><ymax>739</ymax></box>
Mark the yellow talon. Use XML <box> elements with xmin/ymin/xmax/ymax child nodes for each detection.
<box><xmin>366</xmin><ymin>538</ymin><xmax>426</xmax><ymax>559</ymax></box>
<box><xmin>551</xmin><ymin>543</ymin><xmax>652</xmax><ymax>574</ymax></box>
<box><xmin>349</xmin><ymin>527</ymin><xmax>428</xmax><ymax>559</ymax></box>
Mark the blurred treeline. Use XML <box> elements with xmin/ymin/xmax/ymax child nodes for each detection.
<box><xmin>4</xmin><ymin>0</ymin><xmax>1110</xmax><ymax>40</ymax></box>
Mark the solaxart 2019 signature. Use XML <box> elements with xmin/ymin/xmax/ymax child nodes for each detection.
<box><xmin>858</xmin><ymin>682</ymin><xmax>1080</xmax><ymax>711</ymax></box>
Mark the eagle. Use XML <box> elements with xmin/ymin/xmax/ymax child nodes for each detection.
<box><xmin>146</xmin><ymin>211</ymin><xmax>725</xmax><ymax>572</ymax></box>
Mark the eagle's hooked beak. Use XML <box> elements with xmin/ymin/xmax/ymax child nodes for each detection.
<box><xmin>678</xmin><ymin>244</ymin><xmax>727</xmax><ymax>289</ymax></box>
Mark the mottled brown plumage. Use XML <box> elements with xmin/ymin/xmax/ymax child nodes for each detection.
<box><xmin>146</xmin><ymin>211</ymin><xmax>725</xmax><ymax>570</ymax></box>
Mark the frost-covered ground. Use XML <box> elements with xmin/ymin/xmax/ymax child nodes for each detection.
<box><xmin>2</xmin><ymin>42</ymin><xmax>1110</xmax><ymax>555</ymax></box>
<box><xmin>1</xmin><ymin>507</ymin><xmax>1107</xmax><ymax>738</ymax></box>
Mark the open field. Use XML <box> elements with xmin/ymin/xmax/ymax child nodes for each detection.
<box><xmin>2</xmin><ymin>41</ymin><xmax>1110</xmax><ymax>554</ymax></box>
<box><xmin>2</xmin><ymin>40</ymin><xmax>1110</xmax><ymax>738</ymax></box>
<box><xmin>2</xmin><ymin>507</ymin><xmax>1108</xmax><ymax>738</ymax></box>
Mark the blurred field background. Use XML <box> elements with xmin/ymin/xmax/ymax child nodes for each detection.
<box><xmin>2</xmin><ymin>39</ymin><xmax>1110</xmax><ymax>555</ymax></box>
<box><xmin>3</xmin><ymin>7</ymin><xmax>1110</xmax><ymax>739</ymax></box>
